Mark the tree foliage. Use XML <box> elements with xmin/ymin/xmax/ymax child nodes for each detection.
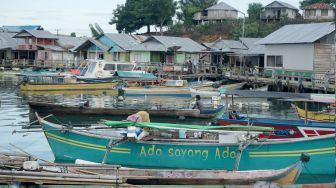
<box><xmin>299</xmin><ymin>0</ymin><xmax>335</xmax><ymax>9</ymax></box>
<box><xmin>247</xmin><ymin>3</ymin><xmax>263</xmax><ymax>21</ymax></box>
<box><xmin>109</xmin><ymin>0</ymin><xmax>176</xmax><ymax>34</ymax></box>
<box><xmin>177</xmin><ymin>0</ymin><xmax>218</xmax><ymax>26</ymax></box>
<box><xmin>70</xmin><ymin>32</ymin><xmax>76</xmax><ymax>37</ymax></box>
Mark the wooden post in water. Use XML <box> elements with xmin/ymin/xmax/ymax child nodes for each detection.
<box><xmin>304</xmin><ymin>101</ymin><xmax>308</xmax><ymax>124</ymax></box>
<box><xmin>231</xmin><ymin>95</ymin><xmax>234</xmax><ymax>112</ymax></box>
<box><xmin>225</xmin><ymin>94</ymin><xmax>229</xmax><ymax>113</ymax></box>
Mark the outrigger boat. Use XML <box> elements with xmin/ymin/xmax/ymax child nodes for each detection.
<box><xmin>216</xmin><ymin>115</ymin><xmax>336</xmax><ymax>139</ymax></box>
<box><xmin>18</xmin><ymin>75</ymin><xmax>118</xmax><ymax>91</ymax></box>
<box><xmin>37</xmin><ymin>114</ymin><xmax>335</xmax><ymax>176</ymax></box>
<box><xmin>292</xmin><ymin>104</ymin><xmax>336</xmax><ymax>122</ymax></box>
<box><xmin>123</xmin><ymin>80</ymin><xmax>192</xmax><ymax>97</ymax></box>
<box><xmin>29</xmin><ymin>101</ymin><xmax>225</xmax><ymax>119</ymax></box>
<box><xmin>216</xmin><ymin>90</ymin><xmax>336</xmax><ymax>139</ymax></box>
<box><xmin>190</xmin><ymin>82</ymin><xmax>246</xmax><ymax>98</ymax></box>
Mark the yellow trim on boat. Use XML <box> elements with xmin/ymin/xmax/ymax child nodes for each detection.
<box><xmin>250</xmin><ymin>150</ymin><xmax>335</xmax><ymax>158</ymax></box>
<box><xmin>249</xmin><ymin>147</ymin><xmax>334</xmax><ymax>155</ymax></box>
<box><xmin>20</xmin><ymin>82</ymin><xmax>117</xmax><ymax>91</ymax></box>
<box><xmin>45</xmin><ymin>132</ymin><xmax>130</xmax><ymax>154</ymax></box>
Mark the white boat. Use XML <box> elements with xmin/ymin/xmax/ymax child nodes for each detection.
<box><xmin>76</xmin><ymin>59</ymin><xmax>145</xmax><ymax>82</ymax></box>
<box><xmin>191</xmin><ymin>82</ymin><xmax>246</xmax><ymax>98</ymax></box>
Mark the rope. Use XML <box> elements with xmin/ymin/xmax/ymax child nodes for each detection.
<box><xmin>303</xmin><ymin>163</ymin><xmax>323</xmax><ymax>184</ymax></box>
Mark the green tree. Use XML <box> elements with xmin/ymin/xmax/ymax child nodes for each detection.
<box><xmin>247</xmin><ymin>3</ymin><xmax>263</xmax><ymax>21</ymax></box>
<box><xmin>110</xmin><ymin>0</ymin><xmax>176</xmax><ymax>34</ymax></box>
<box><xmin>299</xmin><ymin>0</ymin><xmax>335</xmax><ymax>9</ymax></box>
<box><xmin>70</xmin><ymin>32</ymin><xmax>76</xmax><ymax>37</ymax></box>
<box><xmin>177</xmin><ymin>0</ymin><xmax>218</xmax><ymax>26</ymax></box>
<box><xmin>150</xmin><ymin>0</ymin><xmax>177</xmax><ymax>35</ymax></box>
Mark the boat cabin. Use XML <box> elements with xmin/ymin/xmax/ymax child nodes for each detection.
<box><xmin>77</xmin><ymin>59</ymin><xmax>137</xmax><ymax>79</ymax></box>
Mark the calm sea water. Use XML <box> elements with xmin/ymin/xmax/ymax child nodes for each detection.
<box><xmin>0</xmin><ymin>73</ymin><xmax>333</xmax><ymax>184</ymax></box>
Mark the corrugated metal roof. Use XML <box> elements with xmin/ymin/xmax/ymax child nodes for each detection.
<box><xmin>265</xmin><ymin>1</ymin><xmax>298</xmax><ymax>10</ymax></box>
<box><xmin>0</xmin><ymin>32</ymin><xmax>24</xmax><ymax>50</ymax></box>
<box><xmin>37</xmin><ymin>45</ymin><xmax>65</xmax><ymax>51</ymax></box>
<box><xmin>258</xmin><ymin>22</ymin><xmax>335</xmax><ymax>44</ymax></box>
<box><xmin>203</xmin><ymin>39</ymin><xmax>247</xmax><ymax>52</ymax></box>
<box><xmin>104</xmin><ymin>34</ymin><xmax>144</xmax><ymax>51</ymax></box>
<box><xmin>206</xmin><ymin>2</ymin><xmax>238</xmax><ymax>11</ymax></box>
<box><xmin>133</xmin><ymin>36</ymin><xmax>206</xmax><ymax>52</ymax></box>
<box><xmin>72</xmin><ymin>38</ymin><xmax>109</xmax><ymax>52</ymax></box>
<box><xmin>13</xmin><ymin>30</ymin><xmax>57</xmax><ymax>39</ymax></box>
<box><xmin>56</xmin><ymin>36</ymin><xmax>88</xmax><ymax>51</ymax></box>
<box><xmin>239</xmin><ymin>38</ymin><xmax>265</xmax><ymax>55</ymax></box>
<box><xmin>89</xmin><ymin>38</ymin><xmax>110</xmax><ymax>51</ymax></box>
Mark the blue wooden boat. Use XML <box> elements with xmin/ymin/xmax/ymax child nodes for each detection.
<box><xmin>37</xmin><ymin>115</ymin><xmax>335</xmax><ymax>176</ymax></box>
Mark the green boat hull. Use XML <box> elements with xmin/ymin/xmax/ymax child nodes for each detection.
<box><xmin>41</xmin><ymin>120</ymin><xmax>335</xmax><ymax>175</ymax></box>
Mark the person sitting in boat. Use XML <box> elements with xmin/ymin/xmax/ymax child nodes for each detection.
<box><xmin>83</xmin><ymin>99</ymin><xmax>89</xmax><ymax>107</ymax></box>
<box><xmin>229</xmin><ymin>110</ymin><xmax>239</xmax><ymax>120</ymax></box>
<box><xmin>126</xmin><ymin>111</ymin><xmax>150</xmax><ymax>140</ymax></box>
<box><xmin>192</xmin><ymin>95</ymin><xmax>204</xmax><ymax>112</ymax></box>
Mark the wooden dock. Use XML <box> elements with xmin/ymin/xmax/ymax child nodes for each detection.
<box><xmin>225</xmin><ymin>73</ymin><xmax>335</xmax><ymax>93</ymax></box>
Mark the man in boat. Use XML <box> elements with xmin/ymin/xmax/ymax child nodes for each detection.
<box><xmin>192</xmin><ymin>95</ymin><xmax>204</xmax><ymax>112</ymax></box>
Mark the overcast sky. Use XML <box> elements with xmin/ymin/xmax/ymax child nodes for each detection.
<box><xmin>0</xmin><ymin>0</ymin><xmax>302</xmax><ymax>37</ymax></box>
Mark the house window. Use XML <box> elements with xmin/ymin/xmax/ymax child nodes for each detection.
<box><xmin>113</xmin><ymin>52</ymin><xmax>120</xmax><ymax>61</ymax></box>
<box><xmin>321</xmin><ymin>10</ymin><xmax>328</xmax><ymax>16</ymax></box>
<box><xmin>309</xmin><ymin>10</ymin><xmax>316</xmax><ymax>16</ymax></box>
<box><xmin>267</xmin><ymin>56</ymin><xmax>283</xmax><ymax>67</ymax></box>
<box><xmin>98</xmin><ymin>53</ymin><xmax>104</xmax><ymax>59</ymax></box>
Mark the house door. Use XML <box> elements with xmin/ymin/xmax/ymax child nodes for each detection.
<box><xmin>133</xmin><ymin>53</ymin><xmax>141</xmax><ymax>63</ymax></box>
<box><xmin>166</xmin><ymin>55</ymin><xmax>173</xmax><ymax>64</ymax></box>
<box><xmin>277</xmin><ymin>10</ymin><xmax>281</xmax><ymax>18</ymax></box>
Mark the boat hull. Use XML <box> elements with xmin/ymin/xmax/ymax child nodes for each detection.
<box><xmin>124</xmin><ymin>87</ymin><xmax>191</xmax><ymax>98</ymax></box>
<box><xmin>216</xmin><ymin>117</ymin><xmax>336</xmax><ymax>139</ymax></box>
<box><xmin>20</xmin><ymin>82</ymin><xmax>117</xmax><ymax>91</ymax></box>
<box><xmin>29</xmin><ymin>102</ymin><xmax>224</xmax><ymax>119</ymax></box>
<box><xmin>293</xmin><ymin>105</ymin><xmax>336</xmax><ymax>122</ymax></box>
<box><xmin>40</xmin><ymin>119</ymin><xmax>335</xmax><ymax>175</ymax></box>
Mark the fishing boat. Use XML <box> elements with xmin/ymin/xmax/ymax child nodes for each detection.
<box><xmin>292</xmin><ymin>104</ymin><xmax>336</xmax><ymax>122</ymax></box>
<box><xmin>29</xmin><ymin>101</ymin><xmax>225</xmax><ymax>119</ymax></box>
<box><xmin>216</xmin><ymin>114</ymin><xmax>336</xmax><ymax>139</ymax></box>
<box><xmin>190</xmin><ymin>82</ymin><xmax>246</xmax><ymax>98</ymax></box>
<box><xmin>19</xmin><ymin>75</ymin><xmax>118</xmax><ymax>91</ymax></box>
<box><xmin>37</xmin><ymin>115</ymin><xmax>335</xmax><ymax>176</ymax></box>
<box><xmin>76</xmin><ymin>59</ymin><xmax>147</xmax><ymax>82</ymax></box>
<box><xmin>124</xmin><ymin>80</ymin><xmax>191</xmax><ymax>97</ymax></box>
<box><xmin>18</xmin><ymin>67</ymin><xmax>62</xmax><ymax>77</ymax></box>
